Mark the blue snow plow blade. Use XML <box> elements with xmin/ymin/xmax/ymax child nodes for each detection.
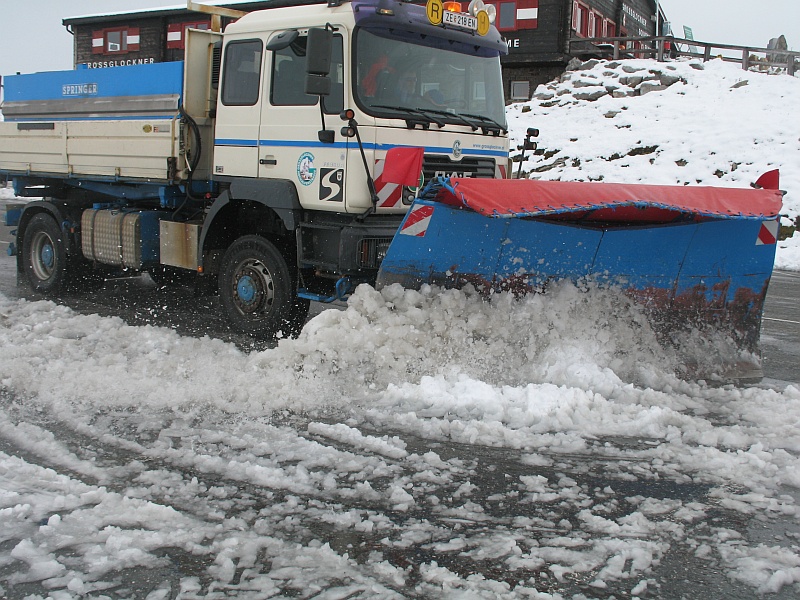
<box><xmin>375</xmin><ymin>175</ymin><xmax>784</xmax><ymax>380</ymax></box>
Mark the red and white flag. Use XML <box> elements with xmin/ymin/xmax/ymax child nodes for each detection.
<box><xmin>381</xmin><ymin>147</ymin><xmax>424</xmax><ymax>187</ymax></box>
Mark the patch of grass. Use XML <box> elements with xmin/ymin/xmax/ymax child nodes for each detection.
<box><xmin>779</xmin><ymin>223</ymin><xmax>796</xmax><ymax>241</ymax></box>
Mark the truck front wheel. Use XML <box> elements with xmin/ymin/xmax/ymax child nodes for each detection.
<box><xmin>218</xmin><ymin>236</ymin><xmax>308</xmax><ymax>339</ymax></box>
<box><xmin>22</xmin><ymin>213</ymin><xmax>70</xmax><ymax>295</ymax></box>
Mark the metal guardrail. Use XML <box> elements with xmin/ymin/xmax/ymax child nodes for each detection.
<box><xmin>568</xmin><ymin>35</ymin><xmax>799</xmax><ymax>76</ymax></box>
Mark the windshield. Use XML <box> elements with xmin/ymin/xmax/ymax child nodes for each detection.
<box><xmin>354</xmin><ymin>28</ymin><xmax>507</xmax><ymax>130</ymax></box>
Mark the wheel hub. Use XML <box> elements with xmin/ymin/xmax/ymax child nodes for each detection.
<box><xmin>41</xmin><ymin>243</ymin><xmax>54</xmax><ymax>270</ymax></box>
<box><xmin>236</xmin><ymin>275</ymin><xmax>257</xmax><ymax>304</ymax></box>
<box><xmin>231</xmin><ymin>259</ymin><xmax>275</xmax><ymax>315</ymax></box>
<box><xmin>30</xmin><ymin>231</ymin><xmax>56</xmax><ymax>281</ymax></box>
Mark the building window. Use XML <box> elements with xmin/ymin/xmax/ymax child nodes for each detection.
<box><xmin>486</xmin><ymin>1</ymin><xmax>538</xmax><ymax>32</ymax></box>
<box><xmin>167</xmin><ymin>20</ymin><xmax>212</xmax><ymax>50</ymax></box>
<box><xmin>221</xmin><ymin>39</ymin><xmax>263</xmax><ymax>106</ymax></box>
<box><xmin>92</xmin><ymin>27</ymin><xmax>140</xmax><ymax>55</ymax></box>
<box><xmin>604</xmin><ymin>19</ymin><xmax>616</xmax><ymax>37</ymax></box>
<box><xmin>107</xmin><ymin>30</ymin><xmax>126</xmax><ymax>52</ymax></box>
<box><xmin>497</xmin><ymin>2</ymin><xmax>517</xmax><ymax>30</ymax></box>
<box><xmin>510</xmin><ymin>80</ymin><xmax>530</xmax><ymax>101</ymax></box>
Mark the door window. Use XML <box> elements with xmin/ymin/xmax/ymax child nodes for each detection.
<box><xmin>221</xmin><ymin>40</ymin><xmax>263</xmax><ymax>106</ymax></box>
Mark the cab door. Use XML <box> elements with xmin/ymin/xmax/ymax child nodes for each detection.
<box><xmin>258</xmin><ymin>30</ymin><xmax>347</xmax><ymax>210</ymax></box>
<box><xmin>213</xmin><ymin>37</ymin><xmax>265</xmax><ymax>178</ymax></box>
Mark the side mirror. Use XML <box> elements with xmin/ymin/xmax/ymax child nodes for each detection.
<box><xmin>305</xmin><ymin>74</ymin><xmax>332</xmax><ymax>96</ymax></box>
<box><xmin>266</xmin><ymin>30</ymin><xmax>299</xmax><ymax>52</ymax></box>
<box><xmin>306</xmin><ymin>28</ymin><xmax>333</xmax><ymax>76</ymax></box>
<box><xmin>305</xmin><ymin>28</ymin><xmax>333</xmax><ymax>98</ymax></box>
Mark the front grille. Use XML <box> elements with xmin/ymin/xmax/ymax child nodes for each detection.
<box><xmin>422</xmin><ymin>155</ymin><xmax>496</xmax><ymax>181</ymax></box>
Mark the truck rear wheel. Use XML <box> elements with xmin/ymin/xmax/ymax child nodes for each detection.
<box><xmin>218</xmin><ymin>235</ymin><xmax>309</xmax><ymax>338</ymax></box>
<box><xmin>22</xmin><ymin>212</ymin><xmax>104</xmax><ymax>295</ymax></box>
<box><xmin>22</xmin><ymin>213</ymin><xmax>70</xmax><ymax>295</ymax></box>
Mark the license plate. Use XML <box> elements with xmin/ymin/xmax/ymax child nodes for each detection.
<box><xmin>443</xmin><ymin>10</ymin><xmax>477</xmax><ymax>31</ymax></box>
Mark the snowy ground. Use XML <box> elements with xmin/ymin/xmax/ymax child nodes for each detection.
<box><xmin>1</xmin><ymin>278</ymin><xmax>800</xmax><ymax>599</ymax></box>
<box><xmin>2</xmin><ymin>58</ymin><xmax>800</xmax><ymax>598</ymax></box>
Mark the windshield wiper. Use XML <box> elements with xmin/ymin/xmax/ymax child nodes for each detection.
<box><xmin>372</xmin><ymin>104</ymin><xmax>445</xmax><ymax>128</ymax></box>
<box><xmin>417</xmin><ymin>108</ymin><xmax>479</xmax><ymax>132</ymax></box>
<box><xmin>461</xmin><ymin>112</ymin><xmax>507</xmax><ymax>134</ymax></box>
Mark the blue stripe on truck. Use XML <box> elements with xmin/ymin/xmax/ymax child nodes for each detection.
<box><xmin>214</xmin><ymin>139</ymin><xmax>509</xmax><ymax>157</ymax></box>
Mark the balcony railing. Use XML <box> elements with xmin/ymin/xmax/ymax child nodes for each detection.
<box><xmin>568</xmin><ymin>35</ymin><xmax>799</xmax><ymax>76</ymax></box>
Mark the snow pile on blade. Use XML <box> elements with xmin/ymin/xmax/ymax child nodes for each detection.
<box><xmin>427</xmin><ymin>177</ymin><xmax>783</xmax><ymax>222</ymax></box>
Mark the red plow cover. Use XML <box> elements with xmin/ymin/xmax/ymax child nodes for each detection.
<box><xmin>432</xmin><ymin>178</ymin><xmax>783</xmax><ymax>222</ymax></box>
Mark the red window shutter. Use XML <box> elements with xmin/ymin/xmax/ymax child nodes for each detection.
<box><xmin>92</xmin><ymin>30</ymin><xmax>105</xmax><ymax>54</ymax></box>
<box><xmin>572</xmin><ymin>1</ymin><xmax>579</xmax><ymax>31</ymax></box>
<box><xmin>579</xmin><ymin>4</ymin><xmax>589</xmax><ymax>36</ymax></box>
<box><xmin>126</xmin><ymin>27</ymin><xmax>140</xmax><ymax>52</ymax></box>
<box><xmin>516</xmin><ymin>0</ymin><xmax>538</xmax><ymax>30</ymax></box>
<box><xmin>167</xmin><ymin>23</ymin><xmax>183</xmax><ymax>49</ymax></box>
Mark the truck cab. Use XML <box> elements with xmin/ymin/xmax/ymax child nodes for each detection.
<box><xmin>191</xmin><ymin>0</ymin><xmax>510</xmax><ymax>335</ymax></box>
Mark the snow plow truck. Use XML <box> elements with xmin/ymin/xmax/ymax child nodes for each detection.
<box><xmin>0</xmin><ymin>0</ymin><xmax>783</xmax><ymax>379</ymax></box>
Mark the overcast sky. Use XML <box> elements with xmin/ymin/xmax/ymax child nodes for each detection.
<box><xmin>0</xmin><ymin>0</ymin><xmax>798</xmax><ymax>76</ymax></box>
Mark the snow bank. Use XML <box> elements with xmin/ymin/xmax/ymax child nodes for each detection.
<box><xmin>0</xmin><ymin>282</ymin><xmax>676</xmax><ymax>415</ymax></box>
<box><xmin>509</xmin><ymin>57</ymin><xmax>800</xmax><ymax>269</ymax></box>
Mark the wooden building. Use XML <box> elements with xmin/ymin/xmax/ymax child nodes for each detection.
<box><xmin>62</xmin><ymin>2</ymin><xmax>268</xmax><ymax>70</ymax></box>
<box><xmin>63</xmin><ymin>0</ymin><xmax>662</xmax><ymax>101</ymax></box>
<box><xmin>493</xmin><ymin>0</ymin><xmax>662</xmax><ymax>101</ymax></box>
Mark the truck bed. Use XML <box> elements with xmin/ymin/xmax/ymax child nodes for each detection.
<box><xmin>0</xmin><ymin>119</ymin><xmax>181</xmax><ymax>182</ymax></box>
<box><xmin>0</xmin><ymin>62</ymin><xmax>186</xmax><ymax>183</ymax></box>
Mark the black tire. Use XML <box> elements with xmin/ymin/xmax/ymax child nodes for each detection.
<box><xmin>21</xmin><ymin>213</ymin><xmax>70</xmax><ymax>295</ymax></box>
<box><xmin>218</xmin><ymin>236</ymin><xmax>307</xmax><ymax>338</ymax></box>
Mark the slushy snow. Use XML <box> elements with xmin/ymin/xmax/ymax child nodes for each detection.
<box><xmin>0</xmin><ymin>283</ymin><xmax>799</xmax><ymax>598</ymax></box>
